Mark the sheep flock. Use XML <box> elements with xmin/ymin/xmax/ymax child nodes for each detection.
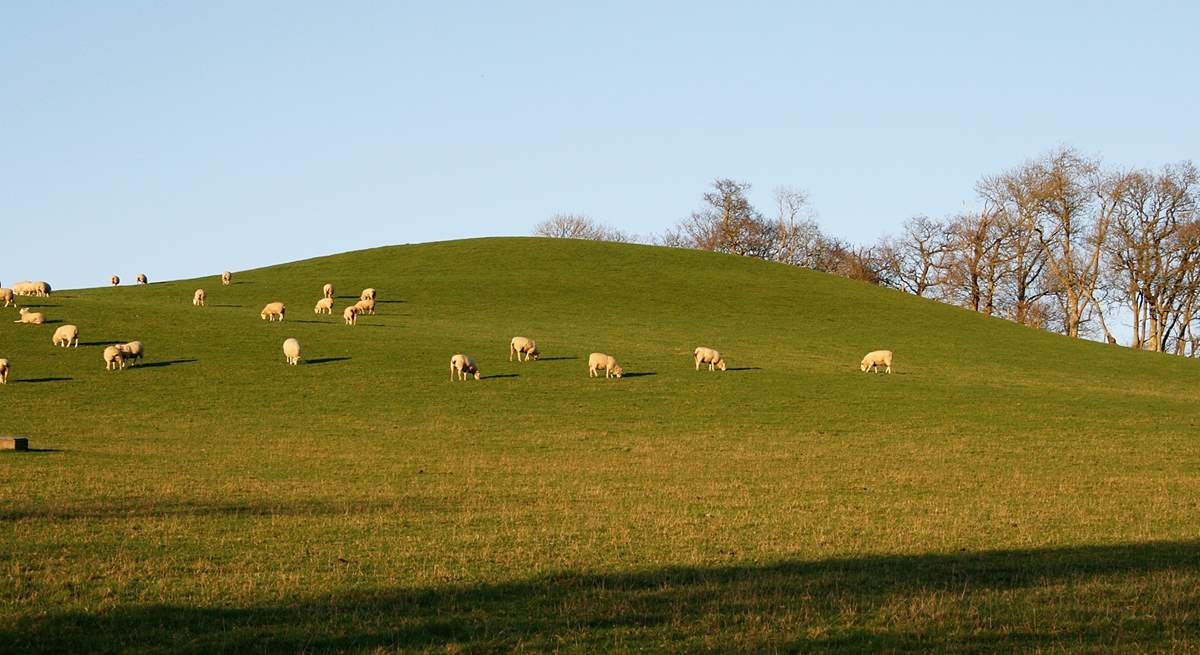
<box><xmin>0</xmin><ymin>273</ymin><xmax>896</xmax><ymax>385</ymax></box>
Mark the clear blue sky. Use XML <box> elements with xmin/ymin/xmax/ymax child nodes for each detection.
<box><xmin>3</xmin><ymin>2</ymin><xmax>1197</xmax><ymax>289</ymax></box>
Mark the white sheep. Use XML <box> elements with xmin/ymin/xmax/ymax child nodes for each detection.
<box><xmin>260</xmin><ymin>302</ymin><xmax>286</xmax><ymax>322</ymax></box>
<box><xmin>33</xmin><ymin>281</ymin><xmax>51</xmax><ymax>297</ymax></box>
<box><xmin>137</xmin><ymin>273</ymin><xmax>148</xmax><ymax>284</ymax></box>
<box><xmin>221</xmin><ymin>271</ymin><xmax>232</xmax><ymax>286</ymax></box>
<box><xmin>509</xmin><ymin>336</ymin><xmax>540</xmax><ymax>362</ymax></box>
<box><xmin>14</xmin><ymin>308</ymin><xmax>45</xmax><ymax>325</ymax></box>
<box><xmin>103</xmin><ymin>346</ymin><xmax>125</xmax><ymax>370</ymax></box>
<box><xmin>588</xmin><ymin>352</ymin><xmax>623</xmax><ymax>379</ymax></box>
<box><xmin>117</xmin><ymin>341</ymin><xmax>144</xmax><ymax>366</ymax></box>
<box><xmin>0</xmin><ymin>358</ymin><xmax>9</xmax><ymax>384</ymax></box>
<box><xmin>193</xmin><ymin>289</ymin><xmax>206</xmax><ymax>306</ymax></box>
<box><xmin>343</xmin><ymin>305</ymin><xmax>359</xmax><ymax>325</ymax></box>
<box><xmin>52</xmin><ymin>324</ymin><xmax>80</xmax><ymax>348</ymax></box>
<box><xmin>323</xmin><ymin>283</ymin><xmax>334</xmax><ymax>299</ymax></box>
<box><xmin>360</xmin><ymin>288</ymin><xmax>376</xmax><ymax>301</ymax></box>
<box><xmin>0</xmin><ymin>288</ymin><xmax>12</xmax><ymax>307</ymax></box>
<box><xmin>450</xmin><ymin>353</ymin><xmax>481</xmax><ymax>381</ymax></box>
<box><xmin>283</xmin><ymin>338</ymin><xmax>301</xmax><ymax>365</ymax></box>
<box><xmin>111</xmin><ymin>275</ymin><xmax>120</xmax><ymax>286</ymax></box>
<box><xmin>314</xmin><ymin>297</ymin><xmax>334</xmax><ymax>314</ymax></box>
<box><xmin>693</xmin><ymin>347</ymin><xmax>727</xmax><ymax>371</ymax></box>
<box><xmin>860</xmin><ymin>350</ymin><xmax>894</xmax><ymax>374</ymax></box>
<box><xmin>353</xmin><ymin>298</ymin><xmax>376</xmax><ymax>315</ymax></box>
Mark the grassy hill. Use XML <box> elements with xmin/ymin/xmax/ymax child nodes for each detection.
<box><xmin>2</xmin><ymin>237</ymin><xmax>1198</xmax><ymax>653</ymax></box>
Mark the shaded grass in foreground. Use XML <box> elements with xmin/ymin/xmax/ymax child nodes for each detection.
<box><xmin>4</xmin><ymin>540</ymin><xmax>1198</xmax><ymax>653</ymax></box>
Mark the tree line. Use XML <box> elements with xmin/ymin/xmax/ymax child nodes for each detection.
<box><xmin>533</xmin><ymin>147</ymin><xmax>1200</xmax><ymax>355</ymax></box>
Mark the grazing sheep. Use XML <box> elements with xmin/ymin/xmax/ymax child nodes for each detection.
<box><xmin>137</xmin><ymin>273</ymin><xmax>148</xmax><ymax>284</ymax></box>
<box><xmin>343</xmin><ymin>305</ymin><xmax>359</xmax><ymax>325</ymax></box>
<box><xmin>323</xmin><ymin>283</ymin><xmax>334</xmax><ymax>299</ymax></box>
<box><xmin>353</xmin><ymin>298</ymin><xmax>376</xmax><ymax>315</ymax></box>
<box><xmin>52</xmin><ymin>324</ymin><xmax>80</xmax><ymax>348</ymax></box>
<box><xmin>450</xmin><ymin>354</ymin><xmax>481</xmax><ymax>381</ymax></box>
<box><xmin>103</xmin><ymin>346</ymin><xmax>125</xmax><ymax>371</ymax></box>
<box><xmin>14</xmin><ymin>308</ymin><xmax>45</xmax><ymax>325</ymax></box>
<box><xmin>314</xmin><ymin>297</ymin><xmax>334</xmax><ymax>314</ymax></box>
<box><xmin>0</xmin><ymin>358</ymin><xmax>8</xmax><ymax>384</ymax></box>
<box><xmin>260</xmin><ymin>302</ymin><xmax>286</xmax><ymax>322</ymax></box>
<box><xmin>33</xmin><ymin>281</ymin><xmax>51</xmax><ymax>297</ymax></box>
<box><xmin>588</xmin><ymin>352</ymin><xmax>623</xmax><ymax>379</ymax></box>
<box><xmin>509</xmin><ymin>336</ymin><xmax>540</xmax><ymax>362</ymax></box>
<box><xmin>860</xmin><ymin>350</ymin><xmax>894</xmax><ymax>374</ymax></box>
<box><xmin>221</xmin><ymin>271</ymin><xmax>232</xmax><ymax>285</ymax></box>
<box><xmin>360</xmin><ymin>288</ymin><xmax>376</xmax><ymax>301</ymax></box>
<box><xmin>111</xmin><ymin>275</ymin><xmax>120</xmax><ymax>286</ymax></box>
<box><xmin>693</xmin><ymin>347</ymin><xmax>727</xmax><ymax>371</ymax></box>
<box><xmin>193</xmin><ymin>288</ymin><xmax>206</xmax><ymax>307</ymax></box>
<box><xmin>282</xmin><ymin>338</ymin><xmax>301</xmax><ymax>365</ymax></box>
<box><xmin>0</xmin><ymin>288</ymin><xmax>12</xmax><ymax>307</ymax></box>
<box><xmin>11</xmin><ymin>281</ymin><xmax>35</xmax><ymax>296</ymax></box>
<box><xmin>116</xmin><ymin>341</ymin><xmax>145</xmax><ymax>366</ymax></box>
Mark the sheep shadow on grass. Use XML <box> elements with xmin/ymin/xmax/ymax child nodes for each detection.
<box><xmin>724</xmin><ymin>367</ymin><xmax>761</xmax><ymax>372</ymax></box>
<box><xmin>536</xmin><ymin>356</ymin><xmax>578</xmax><ymax>361</ymax></box>
<box><xmin>135</xmin><ymin>359</ymin><xmax>198</xmax><ymax>369</ymax></box>
<box><xmin>306</xmin><ymin>357</ymin><xmax>351</xmax><ymax>366</ymax></box>
<box><xmin>483</xmin><ymin>373</ymin><xmax>520</xmax><ymax>380</ymax></box>
<box><xmin>14</xmin><ymin>377</ymin><xmax>72</xmax><ymax>384</ymax></box>
<box><xmin>620</xmin><ymin>372</ymin><xmax>656</xmax><ymax>378</ymax></box>
<box><xmin>208</xmin><ymin>304</ymin><xmax>244</xmax><ymax>308</ymax></box>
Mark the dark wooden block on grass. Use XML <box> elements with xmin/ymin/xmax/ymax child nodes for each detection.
<box><xmin>1</xmin><ymin>437</ymin><xmax>29</xmax><ymax>451</ymax></box>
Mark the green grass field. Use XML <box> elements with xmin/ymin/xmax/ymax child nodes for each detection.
<box><xmin>2</xmin><ymin>237</ymin><xmax>1199</xmax><ymax>653</ymax></box>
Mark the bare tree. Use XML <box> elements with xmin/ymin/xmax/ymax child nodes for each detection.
<box><xmin>1105</xmin><ymin>163</ymin><xmax>1200</xmax><ymax>351</ymax></box>
<box><xmin>978</xmin><ymin>167</ymin><xmax>1052</xmax><ymax>326</ymax></box>
<box><xmin>1027</xmin><ymin>148</ymin><xmax>1110</xmax><ymax>338</ymax></box>
<box><xmin>881</xmin><ymin>215</ymin><xmax>949</xmax><ymax>297</ymax></box>
<box><xmin>939</xmin><ymin>208</ymin><xmax>1011</xmax><ymax>315</ymax></box>
<box><xmin>534</xmin><ymin>214</ymin><xmax>632</xmax><ymax>242</ymax></box>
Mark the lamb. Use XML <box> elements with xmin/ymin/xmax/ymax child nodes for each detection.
<box><xmin>137</xmin><ymin>273</ymin><xmax>148</xmax><ymax>284</ymax></box>
<box><xmin>193</xmin><ymin>289</ymin><xmax>206</xmax><ymax>307</ymax></box>
<box><xmin>282</xmin><ymin>338</ymin><xmax>301</xmax><ymax>365</ymax></box>
<box><xmin>260</xmin><ymin>302</ymin><xmax>286</xmax><ymax>322</ymax></box>
<box><xmin>103</xmin><ymin>346</ymin><xmax>125</xmax><ymax>370</ymax></box>
<box><xmin>360</xmin><ymin>288</ymin><xmax>376</xmax><ymax>301</ymax></box>
<box><xmin>0</xmin><ymin>358</ymin><xmax>9</xmax><ymax>384</ymax></box>
<box><xmin>509</xmin><ymin>336</ymin><xmax>540</xmax><ymax>362</ymax></box>
<box><xmin>221</xmin><ymin>271</ymin><xmax>232</xmax><ymax>285</ymax></box>
<box><xmin>14</xmin><ymin>308</ymin><xmax>45</xmax><ymax>325</ymax></box>
<box><xmin>353</xmin><ymin>298</ymin><xmax>376</xmax><ymax>315</ymax></box>
<box><xmin>343</xmin><ymin>305</ymin><xmax>359</xmax><ymax>325</ymax></box>
<box><xmin>111</xmin><ymin>275</ymin><xmax>120</xmax><ymax>286</ymax></box>
<box><xmin>693</xmin><ymin>347</ymin><xmax>727</xmax><ymax>371</ymax></box>
<box><xmin>860</xmin><ymin>350</ymin><xmax>894</xmax><ymax>374</ymax></box>
<box><xmin>323</xmin><ymin>283</ymin><xmax>334</xmax><ymax>299</ymax></box>
<box><xmin>52</xmin><ymin>324</ymin><xmax>80</xmax><ymax>348</ymax></box>
<box><xmin>588</xmin><ymin>352</ymin><xmax>623</xmax><ymax>379</ymax></box>
<box><xmin>450</xmin><ymin>354</ymin><xmax>481</xmax><ymax>381</ymax></box>
<box><xmin>314</xmin><ymin>297</ymin><xmax>334</xmax><ymax>314</ymax></box>
<box><xmin>116</xmin><ymin>341</ymin><xmax>144</xmax><ymax>366</ymax></box>
<box><xmin>0</xmin><ymin>288</ymin><xmax>12</xmax><ymax>307</ymax></box>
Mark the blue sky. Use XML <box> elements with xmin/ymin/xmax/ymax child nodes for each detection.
<box><xmin>3</xmin><ymin>2</ymin><xmax>1197</xmax><ymax>289</ymax></box>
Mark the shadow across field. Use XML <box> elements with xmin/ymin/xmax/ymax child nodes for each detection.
<box><xmin>620</xmin><ymin>371</ymin><xmax>656</xmax><ymax>378</ymax></box>
<box><xmin>535</xmin><ymin>356</ymin><xmax>577</xmax><ymax>361</ymax></box>
<box><xmin>14</xmin><ymin>377</ymin><xmax>72</xmax><ymax>384</ymax></box>
<box><xmin>2</xmin><ymin>540</ymin><xmax>1198</xmax><ymax>653</ymax></box>
<box><xmin>209</xmin><ymin>304</ymin><xmax>244</xmax><ymax>308</ymax></box>
<box><xmin>724</xmin><ymin>366</ymin><xmax>761</xmax><ymax>372</ymax></box>
<box><xmin>482</xmin><ymin>373</ymin><xmax>519</xmax><ymax>380</ymax></box>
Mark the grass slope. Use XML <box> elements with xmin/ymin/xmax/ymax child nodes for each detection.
<box><xmin>2</xmin><ymin>237</ymin><xmax>1199</xmax><ymax>653</ymax></box>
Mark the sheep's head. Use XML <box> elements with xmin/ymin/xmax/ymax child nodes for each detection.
<box><xmin>260</xmin><ymin>312</ymin><xmax>268</xmax><ymax>320</ymax></box>
<box><xmin>530</xmin><ymin>349</ymin><xmax>540</xmax><ymax>360</ymax></box>
<box><xmin>859</xmin><ymin>360</ymin><xmax>869</xmax><ymax>372</ymax></box>
<box><xmin>611</xmin><ymin>365</ymin><xmax>623</xmax><ymax>378</ymax></box>
<box><xmin>18</xmin><ymin>307</ymin><xmax>28</xmax><ymax>314</ymax></box>
<box><xmin>473</xmin><ymin>370</ymin><xmax>481</xmax><ymax>380</ymax></box>
<box><xmin>717</xmin><ymin>360</ymin><xmax>727</xmax><ymax>371</ymax></box>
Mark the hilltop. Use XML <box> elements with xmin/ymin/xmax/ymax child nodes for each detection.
<box><xmin>2</xmin><ymin>237</ymin><xmax>1198</xmax><ymax>653</ymax></box>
